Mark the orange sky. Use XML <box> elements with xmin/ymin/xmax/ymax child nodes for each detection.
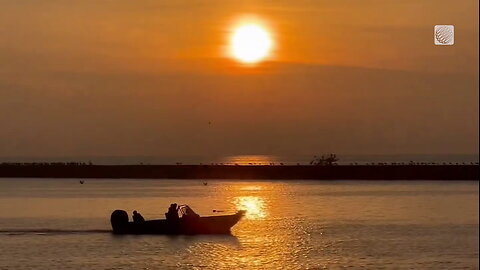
<box><xmin>0</xmin><ymin>0</ymin><xmax>478</xmax><ymax>157</ymax></box>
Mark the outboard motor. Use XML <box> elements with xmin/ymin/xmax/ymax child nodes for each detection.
<box><xmin>110</xmin><ymin>209</ymin><xmax>129</xmax><ymax>234</ymax></box>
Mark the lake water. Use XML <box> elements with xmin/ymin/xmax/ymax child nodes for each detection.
<box><xmin>0</xmin><ymin>179</ymin><xmax>478</xmax><ymax>269</ymax></box>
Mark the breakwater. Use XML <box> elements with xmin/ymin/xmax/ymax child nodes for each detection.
<box><xmin>0</xmin><ymin>164</ymin><xmax>477</xmax><ymax>180</ymax></box>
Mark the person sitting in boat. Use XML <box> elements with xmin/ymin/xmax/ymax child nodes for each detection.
<box><xmin>165</xmin><ymin>203</ymin><xmax>179</xmax><ymax>221</ymax></box>
<box><xmin>132</xmin><ymin>210</ymin><xmax>145</xmax><ymax>223</ymax></box>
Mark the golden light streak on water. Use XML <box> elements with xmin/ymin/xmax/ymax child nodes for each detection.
<box><xmin>234</xmin><ymin>196</ymin><xmax>266</xmax><ymax>219</ymax></box>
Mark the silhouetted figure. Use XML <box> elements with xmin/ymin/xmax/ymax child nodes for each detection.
<box><xmin>203</xmin><ymin>182</ymin><xmax>208</xmax><ymax>186</ymax></box>
<box><xmin>79</xmin><ymin>180</ymin><xmax>85</xmax><ymax>184</ymax></box>
<box><xmin>165</xmin><ymin>203</ymin><xmax>179</xmax><ymax>221</ymax></box>
<box><xmin>132</xmin><ymin>210</ymin><xmax>145</xmax><ymax>223</ymax></box>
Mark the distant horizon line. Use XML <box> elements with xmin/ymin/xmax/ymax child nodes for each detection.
<box><xmin>0</xmin><ymin>153</ymin><xmax>478</xmax><ymax>165</ymax></box>
<box><xmin>0</xmin><ymin>153</ymin><xmax>478</xmax><ymax>159</ymax></box>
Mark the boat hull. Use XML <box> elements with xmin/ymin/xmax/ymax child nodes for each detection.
<box><xmin>111</xmin><ymin>210</ymin><xmax>245</xmax><ymax>235</ymax></box>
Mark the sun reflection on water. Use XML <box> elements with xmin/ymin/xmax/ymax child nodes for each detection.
<box><xmin>223</xmin><ymin>155</ymin><xmax>277</xmax><ymax>165</ymax></box>
<box><xmin>234</xmin><ymin>196</ymin><xmax>266</xmax><ymax>219</ymax></box>
<box><xmin>239</xmin><ymin>185</ymin><xmax>263</xmax><ymax>191</ymax></box>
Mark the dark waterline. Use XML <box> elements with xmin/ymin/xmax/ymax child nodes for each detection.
<box><xmin>1</xmin><ymin>164</ymin><xmax>478</xmax><ymax>180</ymax></box>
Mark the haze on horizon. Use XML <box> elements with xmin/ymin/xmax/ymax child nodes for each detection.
<box><xmin>0</xmin><ymin>0</ymin><xmax>478</xmax><ymax>158</ymax></box>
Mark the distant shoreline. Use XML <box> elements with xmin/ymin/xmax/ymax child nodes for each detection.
<box><xmin>0</xmin><ymin>164</ymin><xmax>477</xmax><ymax>180</ymax></box>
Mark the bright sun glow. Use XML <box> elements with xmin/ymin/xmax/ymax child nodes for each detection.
<box><xmin>230</xmin><ymin>24</ymin><xmax>272</xmax><ymax>64</ymax></box>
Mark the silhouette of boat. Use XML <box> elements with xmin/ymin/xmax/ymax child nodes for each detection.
<box><xmin>110</xmin><ymin>206</ymin><xmax>245</xmax><ymax>235</ymax></box>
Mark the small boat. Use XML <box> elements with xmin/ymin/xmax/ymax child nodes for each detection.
<box><xmin>110</xmin><ymin>205</ymin><xmax>245</xmax><ymax>235</ymax></box>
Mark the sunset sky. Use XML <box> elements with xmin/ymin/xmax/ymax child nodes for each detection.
<box><xmin>0</xmin><ymin>0</ymin><xmax>478</xmax><ymax>158</ymax></box>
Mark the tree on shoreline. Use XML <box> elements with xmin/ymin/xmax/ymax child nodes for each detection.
<box><xmin>310</xmin><ymin>154</ymin><xmax>339</xmax><ymax>166</ymax></box>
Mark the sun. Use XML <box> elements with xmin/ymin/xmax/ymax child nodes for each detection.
<box><xmin>230</xmin><ymin>24</ymin><xmax>273</xmax><ymax>64</ymax></box>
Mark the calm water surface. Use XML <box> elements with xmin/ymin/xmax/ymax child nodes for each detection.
<box><xmin>0</xmin><ymin>179</ymin><xmax>478</xmax><ymax>269</ymax></box>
